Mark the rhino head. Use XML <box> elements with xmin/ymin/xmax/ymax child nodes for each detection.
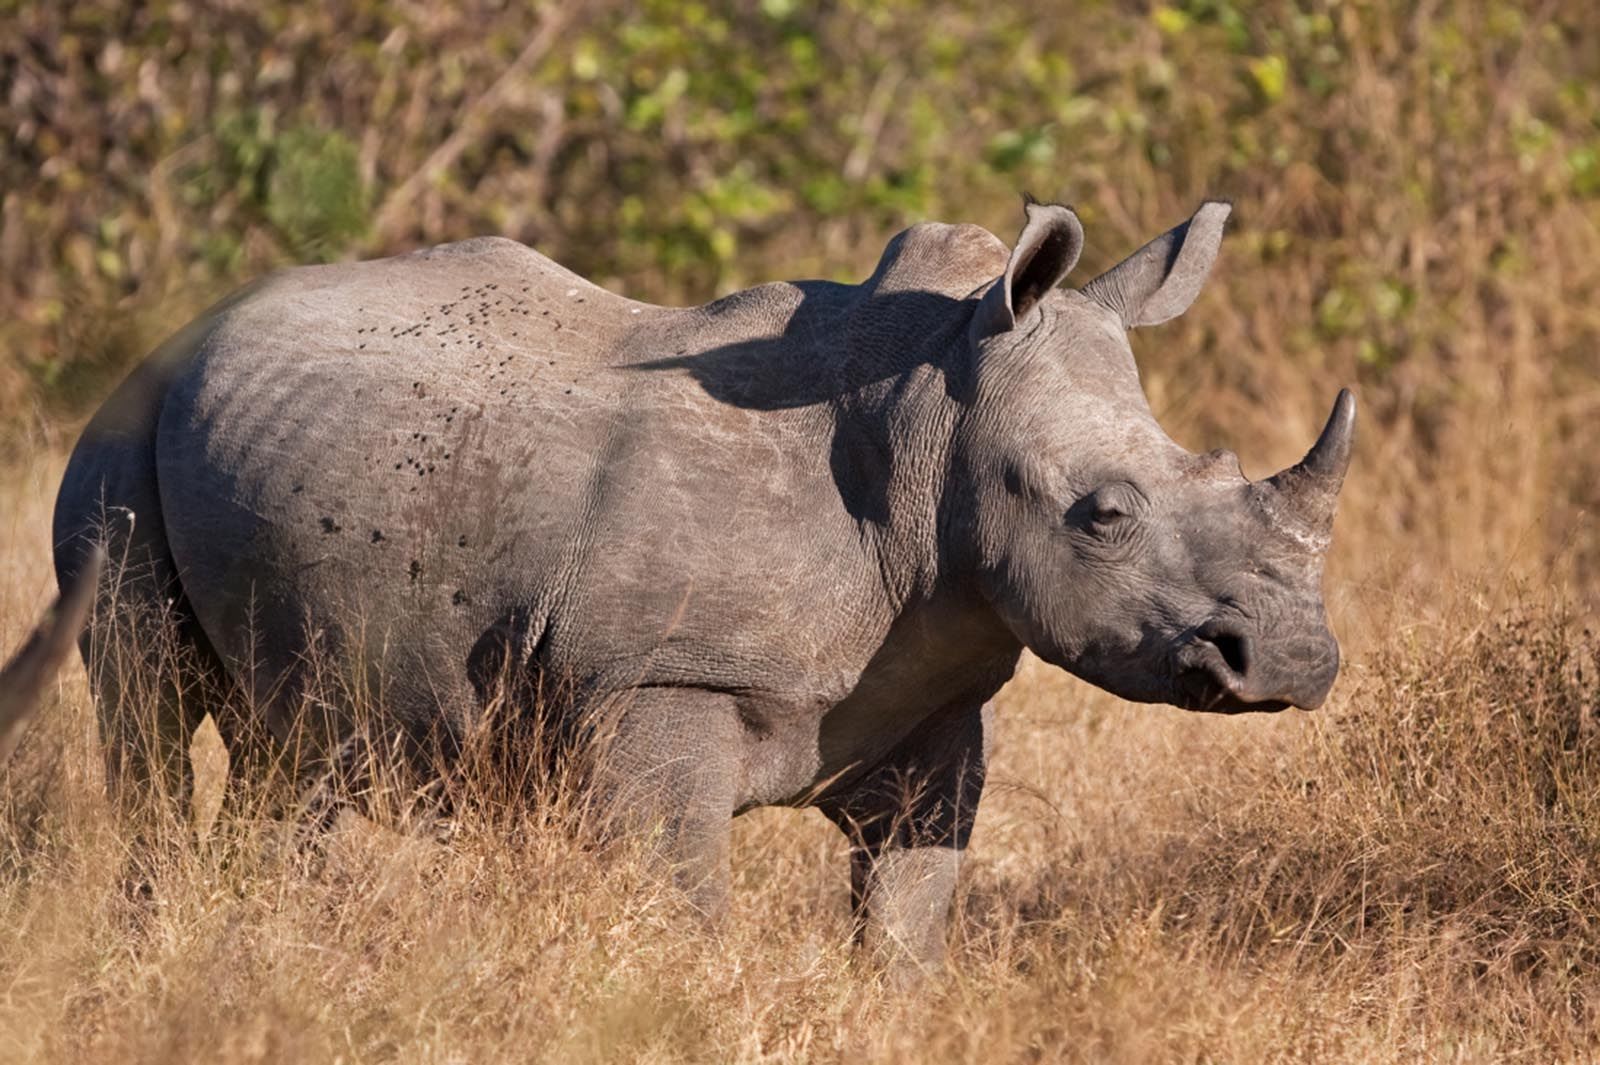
<box><xmin>954</xmin><ymin>200</ymin><xmax>1352</xmax><ymax>712</ymax></box>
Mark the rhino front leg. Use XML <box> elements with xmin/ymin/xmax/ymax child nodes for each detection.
<box><xmin>821</xmin><ymin>703</ymin><xmax>990</xmax><ymax>975</ymax></box>
<box><xmin>588</xmin><ymin>686</ymin><xmax>741</xmax><ymax>919</ymax></box>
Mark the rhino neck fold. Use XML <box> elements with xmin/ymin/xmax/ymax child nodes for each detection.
<box><xmin>829</xmin><ymin>354</ymin><xmax>966</xmax><ymax>618</ymax></box>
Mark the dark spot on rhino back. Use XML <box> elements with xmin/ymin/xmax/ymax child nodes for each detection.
<box><xmin>320</xmin><ymin>517</ymin><xmax>341</xmax><ymax>534</ymax></box>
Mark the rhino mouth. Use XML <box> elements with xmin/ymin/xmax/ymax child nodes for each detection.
<box><xmin>1172</xmin><ymin>625</ymin><xmax>1302</xmax><ymax>714</ymax></box>
<box><xmin>1173</xmin><ymin>667</ymin><xmax>1294</xmax><ymax>714</ymax></box>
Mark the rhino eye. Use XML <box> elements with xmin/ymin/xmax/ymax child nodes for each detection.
<box><xmin>1066</xmin><ymin>482</ymin><xmax>1144</xmax><ymax>534</ymax></box>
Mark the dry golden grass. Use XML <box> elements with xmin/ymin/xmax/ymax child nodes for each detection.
<box><xmin>3</xmin><ymin>2</ymin><xmax>1599</xmax><ymax>1058</ymax></box>
<box><xmin>4</xmin><ymin>415</ymin><xmax>1598</xmax><ymax>1065</ymax></box>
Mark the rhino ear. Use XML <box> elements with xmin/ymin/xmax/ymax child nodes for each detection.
<box><xmin>1082</xmin><ymin>200</ymin><xmax>1231</xmax><ymax>328</ymax></box>
<box><xmin>972</xmin><ymin>199</ymin><xmax>1084</xmax><ymax>338</ymax></box>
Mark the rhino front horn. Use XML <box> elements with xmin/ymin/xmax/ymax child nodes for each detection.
<box><xmin>1264</xmin><ymin>389</ymin><xmax>1356</xmax><ymax>541</ymax></box>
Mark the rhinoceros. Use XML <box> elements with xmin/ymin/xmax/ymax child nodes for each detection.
<box><xmin>53</xmin><ymin>199</ymin><xmax>1352</xmax><ymax>967</ymax></box>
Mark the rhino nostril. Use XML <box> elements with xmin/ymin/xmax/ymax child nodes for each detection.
<box><xmin>1207</xmin><ymin>629</ymin><xmax>1250</xmax><ymax>677</ymax></box>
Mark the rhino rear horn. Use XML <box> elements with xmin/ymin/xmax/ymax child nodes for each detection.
<box><xmin>1083</xmin><ymin>200</ymin><xmax>1231</xmax><ymax>328</ymax></box>
<box><xmin>1263</xmin><ymin>390</ymin><xmax>1357</xmax><ymax>542</ymax></box>
<box><xmin>0</xmin><ymin>546</ymin><xmax>101</xmax><ymax>767</ymax></box>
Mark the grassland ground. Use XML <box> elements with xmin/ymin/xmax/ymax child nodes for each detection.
<box><xmin>3</xmin><ymin>430</ymin><xmax>1598</xmax><ymax>1064</ymax></box>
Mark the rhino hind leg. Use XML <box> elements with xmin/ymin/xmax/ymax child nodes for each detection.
<box><xmin>70</xmin><ymin>529</ymin><xmax>204</xmax><ymax>819</ymax></box>
<box><xmin>819</xmin><ymin>702</ymin><xmax>990</xmax><ymax>977</ymax></box>
<box><xmin>54</xmin><ymin>474</ymin><xmax>243</xmax><ymax>823</ymax></box>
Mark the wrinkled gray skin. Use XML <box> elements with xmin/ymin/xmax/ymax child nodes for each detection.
<box><xmin>54</xmin><ymin>201</ymin><xmax>1353</xmax><ymax>971</ymax></box>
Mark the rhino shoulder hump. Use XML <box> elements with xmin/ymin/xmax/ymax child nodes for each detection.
<box><xmin>897</xmin><ymin>221</ymin><xmax>1008</xmax><ymax>260</ymax></box>
<box><xmin>869</xmin><ymin>222</ymin><xmax>1009</xmax><ymax>297</ymax></box>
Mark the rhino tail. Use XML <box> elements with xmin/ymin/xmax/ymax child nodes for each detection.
<box><xmin>0</xmin><ymin>545</ymin><xmax>102</xmax><ymax>767</ymax></box>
